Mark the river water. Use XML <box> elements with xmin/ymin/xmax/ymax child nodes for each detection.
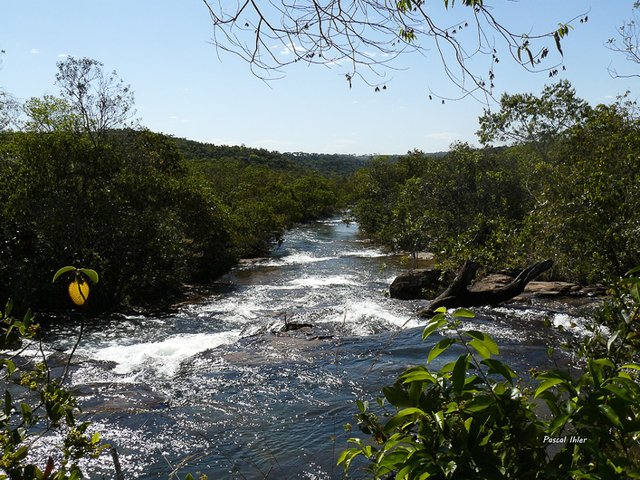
<box><xmin>38</xmin><ymin>218</ymin><xmax>594</xmax><ymax>479</ymax></box>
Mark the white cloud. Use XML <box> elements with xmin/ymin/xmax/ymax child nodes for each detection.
<box><xmin>280</xmin><ymin>42</ymin><xmax>306</xmax><ymax>56</ymax></box>
<box><xmin>58</xmin><ymin>53</ymin><xmax>69</xmax><ymax>58</ymax></box>
<box><xmin>30</xmin><ymin>48</ymin><xmax>40</xmax><ymax>54</ymax></box>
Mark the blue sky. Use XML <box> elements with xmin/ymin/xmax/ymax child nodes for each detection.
<box><xmin>1</xmin><ymin>1</ymin><xmax>638</xmax><ymax>155</ymax></box>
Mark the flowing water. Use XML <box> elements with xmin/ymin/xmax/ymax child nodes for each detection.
<box><xmin>37</xmin><ymin>218</ymin><xmax>595</xmax><ymax>479</ymax></box>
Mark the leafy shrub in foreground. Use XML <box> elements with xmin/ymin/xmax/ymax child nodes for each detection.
<box><xmin>0</xmin><ymin>300</ymin><xmax>105</xmax><ymax>479</ymax></box>
<box><xmin>339</xmin><ymin>271</ymin><xmax>640</xmax><ymax>479</ymax></box>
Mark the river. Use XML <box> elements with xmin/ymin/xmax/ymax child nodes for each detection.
<box><xmin>38</xmin><ymin>218</ymin><xmax>593</xmax><ymax>479</ymax></box>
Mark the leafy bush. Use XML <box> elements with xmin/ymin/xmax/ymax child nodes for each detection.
<box><xmin>339</xmin><ymin>270</ymin><xmax>640</xmax><ymax>479</ymax></box>
<box><xmin>0</xmin><ymin>300</ymin><xmax>105</xmax><ymax>479</ymax></box>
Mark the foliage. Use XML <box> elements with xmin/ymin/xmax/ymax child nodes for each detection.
<box><xmin>349</xmin><ymin>81</ymin><xmax>640</xmax><ymax>284</ymax></box>
<box><xmin>349</xmin><ymin>144</ymin><xmax>526</xmax><ymax>273</ymax></box>
<box><xmin>340</xmin><ymin>271</ymin><xmax>640</xmax><ymax>479</ymax></box>
<box><xmin>0</xmin><ymin>57</ymin><xmax>343</xmax><ymax>312</ymax></box>
<box><xmin>477</xmin><ymin>80</ymin><xmax>591</xmax><ymax>159</ymax></box>
<box><xmin>193</xmin><ymin>158</ymin><xmax>339</xmax><ymax>258</ymax></box>
<box><xmin>0</xmin><ymin>300</ymin><xmax>105</xmax><ymax>478</ymax></box>
<box><xmin>0</xmin><ymin>128</ymin><xmax>236</xmax><ymax>311</ymax></box>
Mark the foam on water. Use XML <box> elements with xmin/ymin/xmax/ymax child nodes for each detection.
<box><xmin>322</xmin><ymin>300</ymin><xmax>420</xmax><ymax>335</ymax></box>
<box><xmin>266</xmin><ymin>252</ymin><xmax>337</xmax><ymax>266</ymax></box>
<box><xmin>290</xmin><ymin>275</ymin><xmax>358</xmax><ymax>287</ymax></box>
<box><xmin>338</xmin><ymin>248</ymin><xmax>388</xmax><ymax>258</ymax></box>
<box><xmin>79</xmin><ymin>331</ymin><xmax>240</xmax><ymax>377</ymax></box>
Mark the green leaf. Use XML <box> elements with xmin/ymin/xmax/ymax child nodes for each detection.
<box><xmin>482</xmin><ymin>358</ymin><xmax>517</xmax><ymax>384</ymax></box>
<box><xmin>603</xmin><ymin>384</ymin><xmax>634</xmax><ymax>403</ymax></box>
<box><xmin>534</xmin><ymin>378</ymin><xmax>564</xmax><ymax>398</ymax></box>
<box><xmin>598</xmin><ymin>404</ymin><xmax>622</xmax><ymax>428</ymax></box>
<box><xmin>5</xmin><ymin>359</ymin><xmax>15</xmax><ymax>376</ymax></box>
<box><xmin>384</xmin><ymin>407</ymin><xmax>425</xmax><ymax>432</ymax></box>
<box><xmin>453</xmin><ymin>308</ymin><xmax>475</xmax><ymax>318</ymax></box>
<box><xmin>4</xmin><ymin>299</ymin><xmax>13</xmax><ymax>316</ymax></box>
<box><xmin>464</xmin><ymin>417</ymin><xmax>473</xmax><ymax>432</ymax></box>
<box><xmin>422</xmin><ymin>317</ymin><xmax>446</xmax><ymax>340</ymax></box>
<box><xmin>466</xmin><ymin>331</ymin><xmax>499</xmax><ymax>359</ymax></box>
<box><xmin>396</xmin><ymin>465</ymin><xmax>412</xmax><ymax>480</ymax></box>
<box><xmin>452</xmin><ymin>354</ymin><xmax>469</xmax><ymax>394</ymax></box>
<box><xmin>428</xmin><ymin>338</ymin><xmax>456</xmax><ymax>363</ymax></box>
<box><xmin>592</xmin><ymin>358</ymin><xmax>615</xmax><ymax>368</ymax></box>
<box><xmin>52</xmin><ymin>266</ymin><xmax>76</xmax><ymax>283</ymax></box>
<box><xmin>621</xmin><ymin>364</ymin><xmax>640</xmax><ymax>371</ymax></box>
<box><xmin>463</xmin><ymin>395</ymin><xmax>494</xmax><ymax>413</ymax></box>
<box><xmin>631</xmin><ymin>282</ymin><xmax>640</xmax><ymax>303</ymax></box>
<box><xmin>401</xmin><ymin>368</ymin><xmax>436</xmax><ymax>384</ymax></box>
<box><xmin>79</xmin><ymin>268</ymin><xmax>99</xmax><ymax>284</ymax></box>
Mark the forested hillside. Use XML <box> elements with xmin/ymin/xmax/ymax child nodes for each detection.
<box><xmin>173</xmin><ymin>136</ymin><xmax>373</xmax><ymax>176</ymax></box>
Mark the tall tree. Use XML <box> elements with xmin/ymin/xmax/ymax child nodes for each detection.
<box><xmin>55</xmin><ymin>56</ymin><xmax>137</xmax><ymax>145</ymax></box>
<box><xmin>477</xmin><ymin>80</ymin><xmax>591</xmax><ymax>160</ymax></box>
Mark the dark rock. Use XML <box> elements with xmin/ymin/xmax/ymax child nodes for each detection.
<box><xmin>419</xmin><ymin>259</ymin><xmax>554</xmax><ymax>316</ymax></box>
<box><xmin>389</xmin><ymin>268</ymin><xmax>453</xmax><ymax>300</ymax></box>
<box><xmin>281</xmin><ymin>322</ymin><xmax>314</xmax><ymax>332</ymax></box>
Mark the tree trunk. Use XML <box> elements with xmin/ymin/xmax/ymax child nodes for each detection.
<box><xmin>418</xmin><ymin>259</ymin><xmax>553</xmax><ymax>317</ymax></box>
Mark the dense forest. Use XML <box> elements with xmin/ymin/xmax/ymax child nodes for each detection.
<box><xmin>0</xmin><ymin>58</ymin><xmax>348</xmax><ymax>313</ymax></box>
<box><xmin>348</xmin><ymin>81</ymin><xmax>640</xmax><ymax>284</ymax></box>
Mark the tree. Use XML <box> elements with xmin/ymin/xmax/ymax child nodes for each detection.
<box><xmin>55</xmin><ymin>57</ymin><xmax>136</xmax><ymax>145</ymax></box>
<box><xmin>477</xmin><ymin>80</ymin><xmax>591</xmax><ymax>160</ymax></box>
<box><xmin>0</xmin><ymin>91</ymin><xmax>19</xmax><ymax>131</ymax></box>
<box><xmin>23</xmin><ymin>95</ymin><xmax>77</xmax><ymax>133</ymax></box>
<box><xmin>607</xmin><ymin>2</ymin><xmax>640</xmax><ymax>78</ymax></box>
<box><xmin>203</xmin><ymin>0</ymin><xmax>584</xmax><ymax>98</ymax></box>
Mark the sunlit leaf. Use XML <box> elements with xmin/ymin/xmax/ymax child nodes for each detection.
<box><xmin>79</xmin><ymin>268</ymin><xmax>99</xmax><ymax>284</ymax></box>
<box><xmin>52</xmin><ymin>266</ymin><xmax>76</xmax><ymax>283</ymax></box>
<box><xmin>428</xmin><ymin>338</ymin><xmax>456</xmax><ymax>363</ymax></box>
<box><xmin>466</xmin><ymin>330</ymin><xmax>499</xmax><ymax>359</ymax></box>
<box><xmin>598</xmin><ymin>404</ymin><xmax>622</xmax><ymax>428</ymax></box>
<box><xmin>534</xmin><ymin>377</ymin><xmax>564</xmax><ymax>398</ymax></box>
<box><xmin>453</xmin><ymin>308</ymin><xmax>475</xmax><ymax>318</ymax></box>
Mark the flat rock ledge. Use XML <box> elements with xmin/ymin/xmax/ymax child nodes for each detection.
<box><xmin>471</xmin><ymin>274</ymin><xmax>607</xmax><ymax>298</ymax></box>
<box><xmin>390</xmin><ymin>270</ymin><xmax>607</xmax><ymax>301</ymax></box>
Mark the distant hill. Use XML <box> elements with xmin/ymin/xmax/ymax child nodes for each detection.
<box><xmin>171</xmin><ymin>137</ymin><xmax>373</xmax><ymax>176</ymax></box>
<box><xmin>169</xmin><ymin>136</ymin><xmax>446</xmax><ymax>176</ymax></box>
<box><xmin>281</xmin><ymin>152</ymin><xmax>372</xmax><ymax>176</ymax></box>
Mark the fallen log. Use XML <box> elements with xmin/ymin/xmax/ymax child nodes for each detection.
<box><xmin>418</xmin><ymin>259</ymin><xmax>554</xmax><ymax>317</ymax></box>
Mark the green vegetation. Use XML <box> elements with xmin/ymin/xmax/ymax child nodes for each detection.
<box><xmin>348</xmin><ymin>81</ymin><xmax>640</xmax><ymax>284</ymax></box>
<box><xmin>0</xmin><ymin>299</ymin><xmax>105</xmax><ymax>479</ymax></box>
<box><xmin>341</xmin><ymin>80</ymin><xmax>640</xmax><ymax>478</ymax></box>
<box><xmin>0</xmin><ymin>56</ymin><xmax>345</xmax><ymax>312</ymax></box>
<box><xmin>340</xmin><ymin>270</ymin><xmax>640</xmax><ymax>479</ymax></box>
